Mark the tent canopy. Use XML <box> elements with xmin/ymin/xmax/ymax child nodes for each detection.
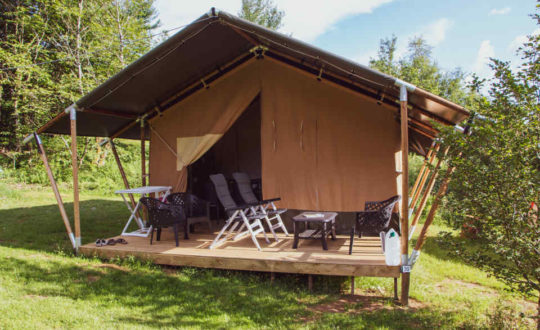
<box><xmin>37</xmin><ymin>8</ymin><xmax>469</xmax><ymax>142</ymax></box>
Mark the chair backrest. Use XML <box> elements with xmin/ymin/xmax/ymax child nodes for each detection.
<box><xmin>140</xmin><ymin>197</ymin><xmax>185</xmax><ymax>226</ymax></box>
<box><xmin>209</xmin><ymin>174</ymin><xmax>238</xmax><ymax>211</ymax></box>
<box><xmin>232</xmin><ymin>172</ymin><xmax>259</xmax><ymax>204</ymax></box>
<box><xmin>365</xmin><ymin>195</ymin><xmax>401</xmax><ymax>221</ymax></box>
<box><xmin>166</xmin><ymin>193</ymin><xmax>208</xmax><ymax>217</ymax></box>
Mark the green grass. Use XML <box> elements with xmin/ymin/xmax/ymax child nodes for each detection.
<box><xmin>0</xmin><ymin>181</ymin><xmax>536</xmax><ymax>329</ymax></box>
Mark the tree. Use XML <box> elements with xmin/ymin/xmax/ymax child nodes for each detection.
<box><xmin>238</xmin><ymin>0</ymin><xmax>284</xmax><ymax>30</ymax></box>
<box><xmin>0</xmin><ymin>0</ymin><xmax>159</xmax><ymax>183</ymax></box>
<box><xmin>437</xmin><ymin>10</ymin><xmax>540</xmax><ymax>326</ymax></box>
<box><xmin>369</xmin><ymin>36</ymin><xmax>476</xmax><ymax>107</ymax></box>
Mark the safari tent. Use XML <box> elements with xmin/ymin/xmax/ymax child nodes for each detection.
<box><xmin>27</xmin><ymin>9</ymin><xmax>469</xmax><ymax>304</ymax></box>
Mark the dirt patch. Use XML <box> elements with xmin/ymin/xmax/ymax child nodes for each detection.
<box><xmin>87</xmin><ymin>275</ymin><xmax>101</xmax><ymax>283</ymax></box>
<box><xmin>95</xmin><ymin>263</ymin><xmax>129</xmax><ymax>272</ymax></box>
<box><xmin>436</xmin><ymin>278</ymin><xmax>498</xmax><ymax>297</ymax></box>
<box><xmin>301</xmin><ymin>294</ymin><xmax>426</xmax><ymax>323</ymax></box>
<box><xmin>161</xmin><ymin>266</ymin><xmax>178</xmax><ymax>275</ymax></box>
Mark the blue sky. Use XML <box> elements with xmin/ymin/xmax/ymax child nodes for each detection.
<box><xmin>155</xmin><ymin>0</ymin><xmax>538</xmax><ymax>79</ymax></box>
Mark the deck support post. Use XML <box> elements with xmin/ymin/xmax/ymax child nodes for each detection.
<box><xmin>394</xmin><ymin>278</ymin><xmax>399</xmax><ymax>300</ymax></box>
<box><xmin>33</xmin><ymin>133</ymin><xmax>76</xmax><ymax>250</ymax></box>
<box><xmin>69</xmin><ymin>106</ymin><xmax>81</xmax><ymax>251</ymax></box>
<box><xmin>398</xmin><ymin>83</ymin><xmax>410</xmax><ymax>306</ymax></box>
<box><xmin>350</xmin><ymin>276</ymin><xmax>355</xmax><ymax>295</ymax></box>
<box><xmin>308</xmin><ymin>275</ymin><xmax>313</xmax><ymax>292</ymax></box>
<box><xmin>270</xmin><ymin>272</ymin><xmax>275</xmax><ymax>284</ymax></box>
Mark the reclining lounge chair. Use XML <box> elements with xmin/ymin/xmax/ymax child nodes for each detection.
<box><xmin>208</xmin><ymin>174</ymin><xmax>270</xmax><ymax>251</ymax></box>
<box><xmin>232</xmin><ymin>172</ymin><xmax>289</xmax><ymax>242</ymax></box>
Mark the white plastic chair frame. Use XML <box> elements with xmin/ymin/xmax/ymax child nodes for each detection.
<box><xmin>232</xmin><ymin>172</ymin><xmax>289</xmax><ymax>242</ymax></box>
<box><xmin>209</xmin><ymin>203</ymin><xmax>270</xmax><ymax>251</ymax></box>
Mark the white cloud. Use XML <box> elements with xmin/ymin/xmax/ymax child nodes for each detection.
<box><xmin>489</xmin><ymin>7</ymin><xmax>511</xmax><ymax>15</ymax></box>
<box><xmin>154</xmin><ymin>0</ymin><xmax>393</xmax><ymax>42</ymax></box>
<box><xmin>422</xmin><ymin>18</ymin><xmax>453</xmax><ymax>46</ymax></box>
<box><xmin>472</xmin><ymin>40</ymin><xmax>495</xmax><ymax>77</ymax></box>
<box><xmin>508</xmin><ymin>28</ymin><xmax>540</xmax><ymax>52</ymax></box>
<box><xmin>276</xmin><ymin>0</ymin><xmax>393</xmax><ymax>41</ymax></box>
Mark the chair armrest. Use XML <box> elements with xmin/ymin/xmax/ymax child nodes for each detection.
<box><xmin>261</xmin><ymin>198</ymin><xmax>281</xmax><ymax>203</ymax></box>
<box><xmin>225</xmin><ymin>203</ymin><xmax>260</xmax><ymax>212</ymax></box>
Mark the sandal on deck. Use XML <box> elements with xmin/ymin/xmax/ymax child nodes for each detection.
<box><xmin>95</xmin><ymin>239</ymin><xmax>106</xmax><ymax>247</ymax></box>
<box><xmin>115</xmin><ymin>238</ymin><xmax>128</xmax><ymax>244</ymax></box>
<box><xmin>106</xmin><ymin>239</ymin><xmax>117</xmax><ymax>246</ymax></box>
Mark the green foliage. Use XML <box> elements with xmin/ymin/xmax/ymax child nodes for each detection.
<box><xmin>0</xmin><ymin>0</ymin><xmax>158</xmax><ymax>188</ymax></box>
<box><xmin>369</xmin><ymin>36</ymin><xmax>480</xmax><ymax>107</ymax></box>
<box><xmin>436</xmin><ymin>9</ymin><xmax>539</xmax><ymax>311</ymax></box>
<box><xmin>238</xmin><ymin>0</ymin><xmax>284</xmax><ymax>30</ymax></box>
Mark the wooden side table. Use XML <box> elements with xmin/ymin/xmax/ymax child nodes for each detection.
<box><xmin>292</xmin><ymin>212</ymin><xmax>338</xmax><ymax>250</ymax></box>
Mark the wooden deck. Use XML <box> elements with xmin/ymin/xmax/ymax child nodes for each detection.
<box><xmin>80</xmin><ymin>230</ymin><xmax>400</xmax><ymax>278</ymax></box>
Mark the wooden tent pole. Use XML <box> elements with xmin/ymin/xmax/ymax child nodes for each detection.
<box><xmin>409</xmin><ymin>164</ymin><xmax>456</xmax><ymax>267</ymax></box>
<box><xmin>70</xmin><ymin>107</ymin><xmax>81</xmax><ymax>250</ymax></box>
<box><xmin>399</xmin><ymin>84</ymin><xmax>410</xmax><ymax>306</ymax></box>
<box><xmin>409</xmin><ymin>147</ymin><xmax>448</xmax><ymax>239</ymax></box>
<box><xmin>409</xmin><ymin>142</ymin><xmax>436</xmax><ymax>206</ymax></box>
<box><xmin>409</xmin><ymin>145</ymin><xmax>440</xmax><ymax>216</ymax></box>
<box><xmin>110</xmin><ymin>140</ymin><xmax>137</xmax><ymax>209</ymax></box>
<box><xmin>33</xmin><ymin>133</ymin><xmax>76</xmax><ymax>250</ymax></box>
<box><xmin>410</xmin><ymin>144</ymin><xmax>438</xmax><ymax>205</ymax></box>
<box><xmin>141</xmin><ymin>119</ymin><xmax>146</xmax><ymax>187</ymax></box>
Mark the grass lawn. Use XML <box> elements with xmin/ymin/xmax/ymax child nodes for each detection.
<box><xmin>0</xmin><ymin>181</ymin><xmax>537</xmax><ymax>329</ymax></box>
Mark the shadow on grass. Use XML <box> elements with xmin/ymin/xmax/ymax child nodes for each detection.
<box><xmin>0</xmin><ymin>199</ymin><xmax>129</xmax><ymax>252</ymax></box>
<box><xmin>0</xmin><ymin>253</ymin><xmax>465</xmax><ymax>328</ymax></box>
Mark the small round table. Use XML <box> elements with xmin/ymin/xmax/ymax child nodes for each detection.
<box><xmin>292</xmin><ymin>212</ymin><xmax>338</xmax><ymax>250</ymax></box>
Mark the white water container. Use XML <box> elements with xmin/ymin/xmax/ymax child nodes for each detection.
<box><xmin>384</xmin><ymin>229</ymin><xmax>401</xmax><ymax>266</ymax></box>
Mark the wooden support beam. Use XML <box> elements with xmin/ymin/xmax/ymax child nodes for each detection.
<box><xmin>410</xmin><ymin>144</ymin><xmax>440</xmax><ymax>212</ymax></box>
<box><xmin>308</xmin><ymin>274</ymin><xmax>313</xmax><ymax>292</ymax></box>
<box><xmin>70</xmin><ymin>108</ymin><xmax>81</xmax><ymax>250</ymax></box>
<box><xmin>141</xmin><ymin>119</ymin><xmax>146</xmax><ymax>187</ymax></box>
<box><xmin>350</xmin><ymin>276</ymin><xmax>355</xmax><ymax>295</ymax></box>
<box><xmin>83</xmin><ymin>108</ymin><xmax>138</xmax><ymax>119</ymax></box>
<box><xmin>399</xmin><ymin>85</ymin><xmax>410</xmax><ymax>306</ymax></box>
<box><xmin>110</xmin><ymin>140</ymin><xmax>137</xmax><ymax>210</ymax></box>
<box><xmin>409</xmin><ymin>141</ymin><xmax>436</xmax><ymax>202</ymax></box>
<box><xmin>394</xmin><ymin>277</ymin><xmax>399</xmax><ymax>301</ymax></box>
<box><xmin>414</xmin><ymin>165</ymin><xmax>455</xmax><ymax>252</ymax></box>
<box><xmin>37</xmin><ymin>111</ymin><xmax>67</xmax><ymax>134</ymax></box>
<box><xmin>33</xmin><ymin>133</ymin><xmax>76</xmax><ymax>250</ymax></box>
<box><xmin>409</xmin><ymin>147</ymin><xmax>448</xmax><ymax>239</ymax></box>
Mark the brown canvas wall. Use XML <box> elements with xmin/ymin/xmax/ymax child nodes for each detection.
<box><xmin>149</xmin><ymin>58</ymin><xmax>400</xmax><ymax>212</ymax></box>
<box><xmin>260</xmin><ymin>60</ymin><xmax>400</xmax><ymax>211</ymax></box>
<box><xmin>149</xmin><ymin>61</ymin><xmax>261</xmax><ymax>191</ymax></box>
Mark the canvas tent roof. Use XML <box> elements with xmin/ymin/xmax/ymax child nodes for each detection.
<box><xmin>37</xmin><ymin>8</ymin><xmax>469</xmax><ymax>142</ymax></box>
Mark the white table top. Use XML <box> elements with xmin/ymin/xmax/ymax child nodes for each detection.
<box><xmin>115</xmin><ymin>186</ymin><xmax>172</xmax><ymax>194</ymax></box>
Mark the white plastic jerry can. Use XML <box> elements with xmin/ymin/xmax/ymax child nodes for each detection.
<box><xmin>384</xmin><ymin>229</ymin><xmax>401</xmax><ymax>266</ymax></box>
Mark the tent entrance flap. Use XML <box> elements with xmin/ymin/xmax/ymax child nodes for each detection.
<box><xmin>188</xmin><ymin>96</ymin><xmax>262</xmax><ymax>201</ymax></box>
<box><xmin>149</xmin><ymin>61</ymin><xmax>262</xmax><ymax>192</ymax></box>
<box><xmin>176</xmin><ymin>134</ymin><xmax>222</xmax><ymax>171</ymax></box>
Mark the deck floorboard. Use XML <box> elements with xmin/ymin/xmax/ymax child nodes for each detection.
<box><xmin>80</xmin><ymin>230</ymin><xmax>400</xmax><ymax>277</ymax></box>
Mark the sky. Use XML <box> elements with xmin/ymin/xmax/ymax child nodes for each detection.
<box><xmin>154</xmin><ymin>0</ymin><xmax>538</xmax><ymax>80</ymax></box>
